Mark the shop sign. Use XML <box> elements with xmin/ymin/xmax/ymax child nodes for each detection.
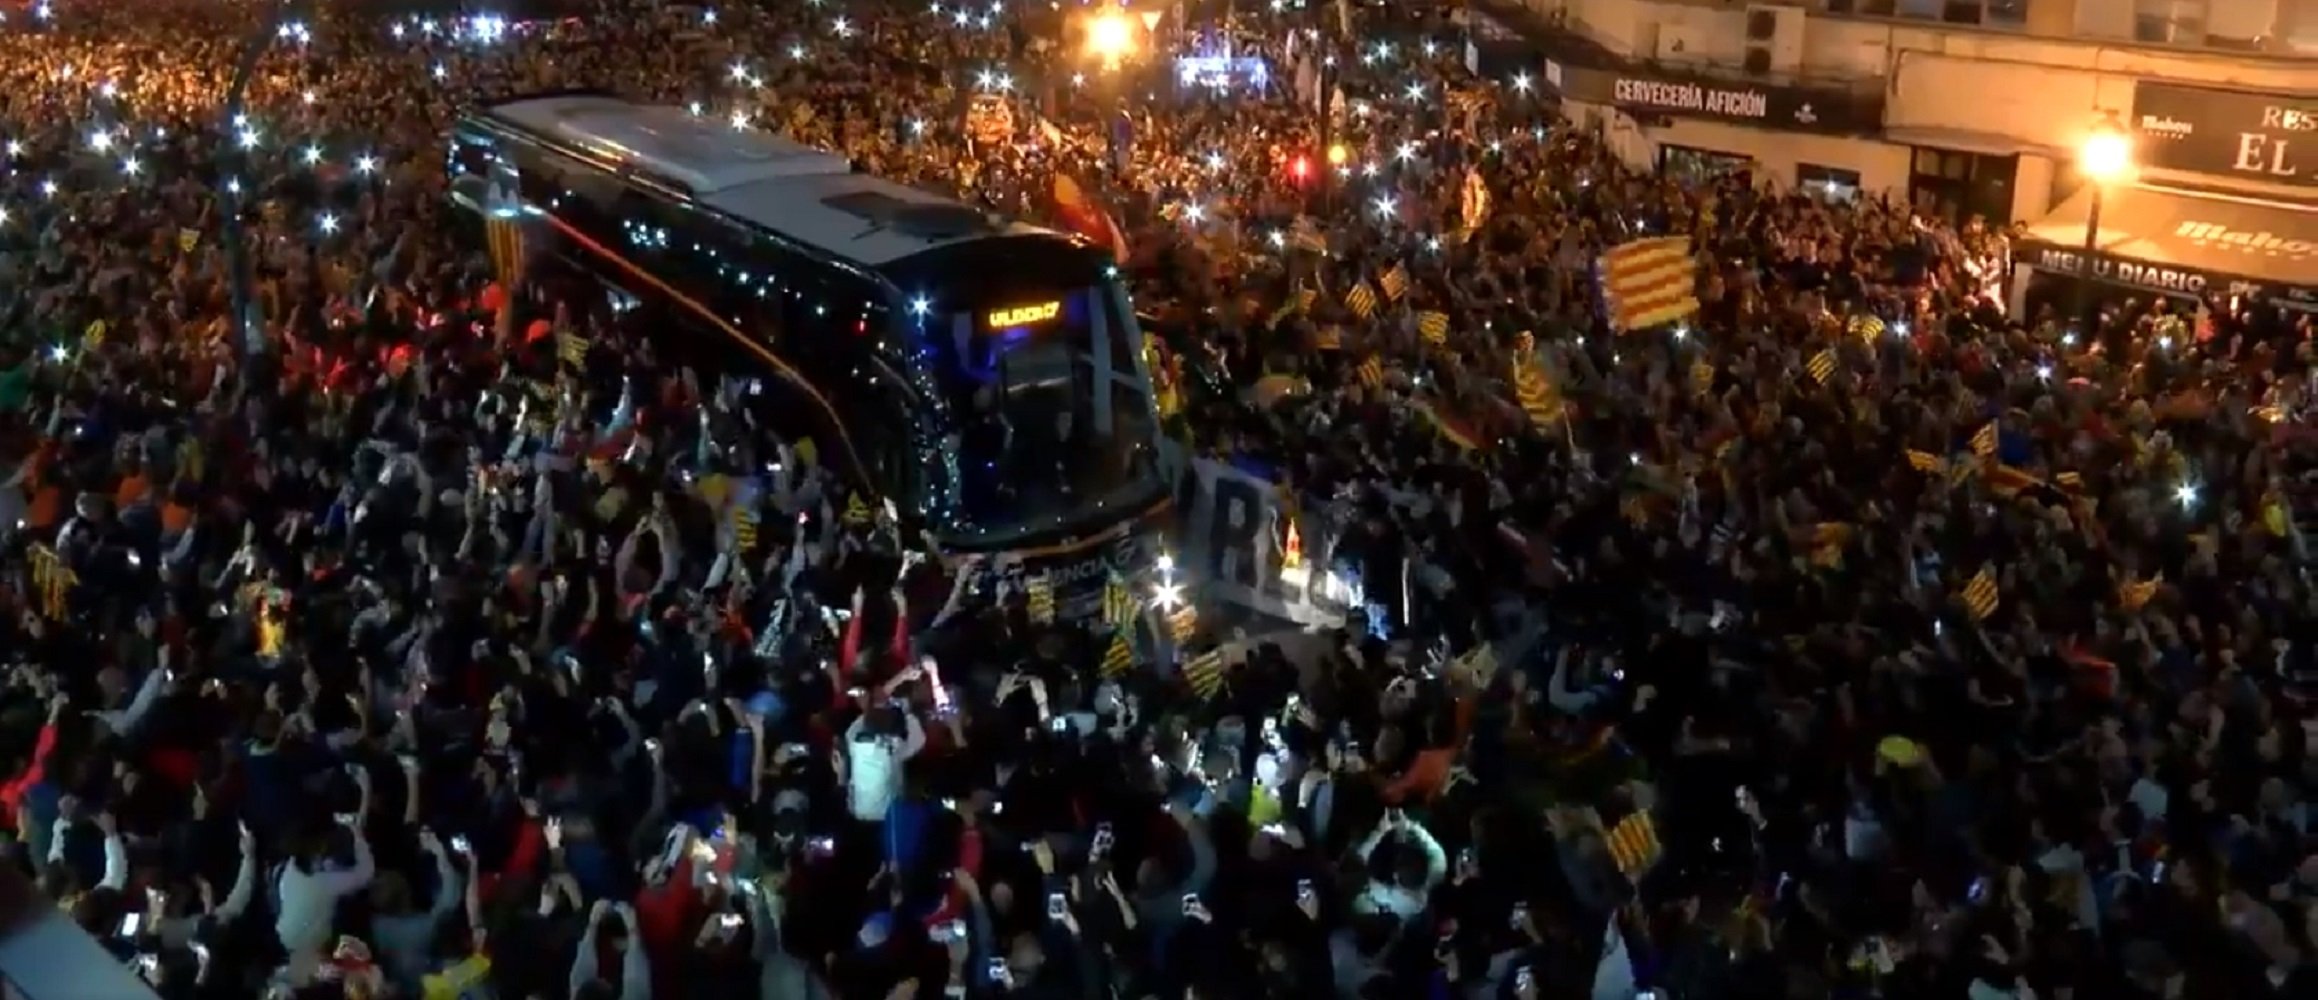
<box><xmin>2131</xmin><ymin>81</ymin><xmax>2317</xmax><ymax>189</ymax></box>
<box><xmin>1568</xmin><ymin>64</ymin><xmax>1881</xmax><ymax>134</ymax></box>
<box><xmin>2028</xmin><ymin>244</ymin><xmax>2297</xmax><ymax>305</ymax></box>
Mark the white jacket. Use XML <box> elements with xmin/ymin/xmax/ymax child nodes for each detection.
<box><xmin>843</xmin><ymin>714</ymin><xmax>925</xmax><ymax>823</ymax></box>
<box><xmin>275</xmin><ymin>832</ymin><xmax>375</xmax><ymax>958</ymax></box>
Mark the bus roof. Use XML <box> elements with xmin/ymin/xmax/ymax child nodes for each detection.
<box><xmin>481</xmin><ymin>94</ymin><xmax>1066</xmax><ymax>269</ymax></box>
<box><xmin>487</xmin><ymin>94</ymin><xmax>852</xmax><ymax>193</ymax></box>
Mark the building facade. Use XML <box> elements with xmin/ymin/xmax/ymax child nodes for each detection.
<box><xmin>1477</xmin><ymin>0</ymin><xmax>2317</xmax><ymax>309</ymax></box>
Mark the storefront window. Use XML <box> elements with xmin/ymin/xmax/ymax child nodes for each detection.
<box><xmin>1659</xmin><ymin>145</ymin><xmax>1752</xmax><ymax>186</ymax></box>
<box><xmin>1909</xmin><ymin>147</ymin><xmax>2016</xmax><ymax>228</ymax></box>
<box><xmin>1798</xmin><ymin>164</ymin><xmax>1862</xmax><ymax>204</ymax></box>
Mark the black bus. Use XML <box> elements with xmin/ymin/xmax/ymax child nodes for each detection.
<box><xmin>448</xmin><ymin>92</ymin><xmax>1170</xmax><ymax>607</ymax></box>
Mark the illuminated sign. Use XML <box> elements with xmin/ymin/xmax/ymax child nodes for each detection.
<box><xmin>986</xmin><ymin>301</ymin><xmax>1061</xmax><ymax>327</ymax></box>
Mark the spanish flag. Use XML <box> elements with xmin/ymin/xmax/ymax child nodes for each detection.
<box><xmin>1411</xmin><ymin>398</ymin><xmax>1482</xmax><ymax>452</ymax></box>
<box><xmin>1052</xmin><ymin>172</ymin><xmax>1129</xmax><ymax>261</ymax></box>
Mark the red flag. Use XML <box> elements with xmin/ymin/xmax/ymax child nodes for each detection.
<box><xmin>1052</xmin><ymin>173</ymin><xmax>1129</xmax><ymax>262</ymax></box>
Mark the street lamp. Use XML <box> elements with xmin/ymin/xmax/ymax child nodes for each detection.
<box><xmin>2072</xmin><ymin>111</ymin><xmax>2133</xmax><ymax>342</ymax></box>
<box><xmin>1085</xmin><ymin>12</ymin><xmax>1137</xmax><ymax>64</ymax></box>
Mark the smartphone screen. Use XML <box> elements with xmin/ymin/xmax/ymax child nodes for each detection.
<box><xmin>1046</xmin><ymin>892</ymin><xmax>1066</xmax><ymax>918</ymax></box>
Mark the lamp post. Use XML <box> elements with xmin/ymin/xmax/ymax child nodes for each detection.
<box><xmin>2072</xmin><ymin>111</ymin><xmax>2133</xmax><ymax>343</ymax></box>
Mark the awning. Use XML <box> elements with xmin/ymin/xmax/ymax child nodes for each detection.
<box><xmin>2019</xmin><ymin>185</ymin><xmax>2317</xmax><ymax>306</ymax></box>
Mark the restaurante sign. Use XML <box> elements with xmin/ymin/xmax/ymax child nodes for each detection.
<box><xmin>2132</xmin><ymin>81</ymin><xmax>2317</xmax><ymax>189</ymax></box>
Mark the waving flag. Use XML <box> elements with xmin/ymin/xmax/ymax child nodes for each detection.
<box><xmin>1599</xmin><ymin>237</ymin><xmax>1698</xmax><ymax>332</ymax></box>
<box><xmin>1052</xmin><ymin>173</ymin><xmax>1129</xmax><ymax>262</ymax></box>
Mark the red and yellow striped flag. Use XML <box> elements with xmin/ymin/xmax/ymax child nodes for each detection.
<box><xmin>1599</xmin><ymin>237</ymin><xmax>1699</xmax><ymax>332</ymax></box>
<box><xmin>1606</xmin><ymin>813</ymin><xmax>1662</xmax><ymax>877</ymax></box>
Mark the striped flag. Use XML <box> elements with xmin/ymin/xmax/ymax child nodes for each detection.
<box><xmin>1605</xmin><ymin>813</ymin><xmax>1662</xmax><ymax>877</ymax></box>
<box><xmin>1806</xmin><ymin>349</ymin><xmax>1837</xmax><ymax>384</ymax></box>
<box><xmin>1458</xmin><ymin>165</ymin><xmax>1491</xmax><ymax>232</ymax></box>
<box><xmin>1415</xmin><ymin>311</ymin><xmax>1449</xmax><ymax>346</ymax></box>
<box><xmin>1101</xmin><ymin>630</ymin><xmax>1135</xmax><ymax>679</ymax></box>
<box><xmin>732</xmin><ymin>508</ymin><xmax>759</xmax><ymax>552</ymax></box>
<box><xmin>1961</xmin><ymin>566</ymin><xmax>1999</xmax><ymax>620</ymax></box>
<box><xmin>1313</xmin><ymin>325</ymin><xmax>1344</xmax><ymax>351</ymax></box>
<box><xmin>842</xmin><ymin>493</ymin><xmax>875</xmax><ymax>527</ymax></box>
<box><xmin>1971</xmin><ymin>421</ymin><xmax>1999</xmax><ymax>458</ymax></box>
<box><xmin>485</xmin><ymin>212</ymin><xmax>526</xmax><ymax>285</ymax></box>
<box><xmin>1847</xmin><ymin>314</ymin><xmax>1886</xmax><ymax>343</ymax></box>
<box><xmin>1512</xmin><ymin>356</ymin><xmax>1564</xmax><ymax>427</ymax></box>
<box><xmin>1344</xmin><ymin>281</ymin><xmax>1378</xmax><ymax>319</ymax></box>
<box><xmin>1356</xmin><ymin>356</ymin><xmax>1384</xmax><ymax>388</ymax></box>
<box><xmin>1599</xmin><ymin>237</ymin><xmax>1699</xmax><ymax>332</ymax></box>
<box><xmin>1689</xmin><ymin>360</ymin><xmax>1714</xmax><ymax>395</ymax></box>
<box><xmin>1905</xmin><ymin>450</ymin><xmax>1946</xmax><ymax>474</ymax></box>
<box><xmin>1182</xmin><ymin>648</ymin><xmax>1224</xmax><ymax>700</ymax></box>
<box><xmin>557</xmin><ymin>332</ymin><xmax>590</xmax><ymax>368</ymax></box>
<box><xmin>2054</xmin><ymin>471</ymin><xmax>2084</xmax><ymax>492</ymax></box>
<box><xmin>83</xmin><ymin>319</ymin><xmax>107</xmax><ymax>349</ymax></box>
<box><xmin>28</xmin><ymin>544</ymin><xmax>73</xmax><ymax>621</ymax></box>
<box><xmin>1101</xmin><ymin>571</ymin><xmax>1137</xmax><ymax>627</ymax></box>
<box><xmin>1378</xmin><ymin>263</ymin><xmax>1408</xmax><ymax>302</ymax></box>
<box><xmin>1167</xmin><ymin>603</ymin><xmax>1199</xmax><ymax>642</ymax></box>
<box><xmin>1025</xmin><ymin>573</ymin><xmax>1056</xmax><ymax>624</ymax></box>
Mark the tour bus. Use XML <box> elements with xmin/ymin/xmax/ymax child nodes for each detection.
<box><xmin>448</xmin><ymin>91</ymin><xmax>1170</xmax><ymax>613</ymax></box>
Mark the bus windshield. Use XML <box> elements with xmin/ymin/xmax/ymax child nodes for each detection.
<box><xmin>930</xmin><ymin>283</ymin><xmax>1163</xmax><ymax>547</ymax></box>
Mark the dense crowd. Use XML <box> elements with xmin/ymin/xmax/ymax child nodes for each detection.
<box><xmin>1</xmin><ymin>1</ymin><xmax>2315</xmax><ymax>999</ymax></box>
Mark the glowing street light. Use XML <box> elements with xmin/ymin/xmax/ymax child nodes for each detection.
<box><xmin>2080</xmin><ymin>120</ymin><xmax>2134</xmax><ymax>185</ymax></box>
<box><xmin>1085</xmin><ymin>11</ymin><xmax>1136</xmax><ymax>61</ymax></box>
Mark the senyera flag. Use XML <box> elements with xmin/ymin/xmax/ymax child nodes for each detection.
<box><xmin>1599</xmin><ymin>236</ymin><xmax>1699</xmax><ymax>333</ymax></box>
<box><xmin>1052</xmin><ymin>172</ymin><xmax>1130</xmax><ymax>263</ymax></box>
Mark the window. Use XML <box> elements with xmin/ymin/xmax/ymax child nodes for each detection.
<box><xmin>1798</xmin><ymin>164</ymin><xmax>1863</xmax><ymax>203</ymax></box>
<box><xmin>2134</xmin><ymin>0</ymin><xmax>2207</xmax><ymax>43</ymax></box>
<box><xmin>1942</xmin><ymin>0</ymin><xmax>1984</xmax><ymax>23</ymax></box>
<box><xmin>1895</xmin><ymin>0</ymin><xmax>1945</xmax><ymax>19</ymax></box>
<box><xmin>1984</xmin><ymin>0</ymin><xmax>2029</xmax><ymax>25</ymax></box>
